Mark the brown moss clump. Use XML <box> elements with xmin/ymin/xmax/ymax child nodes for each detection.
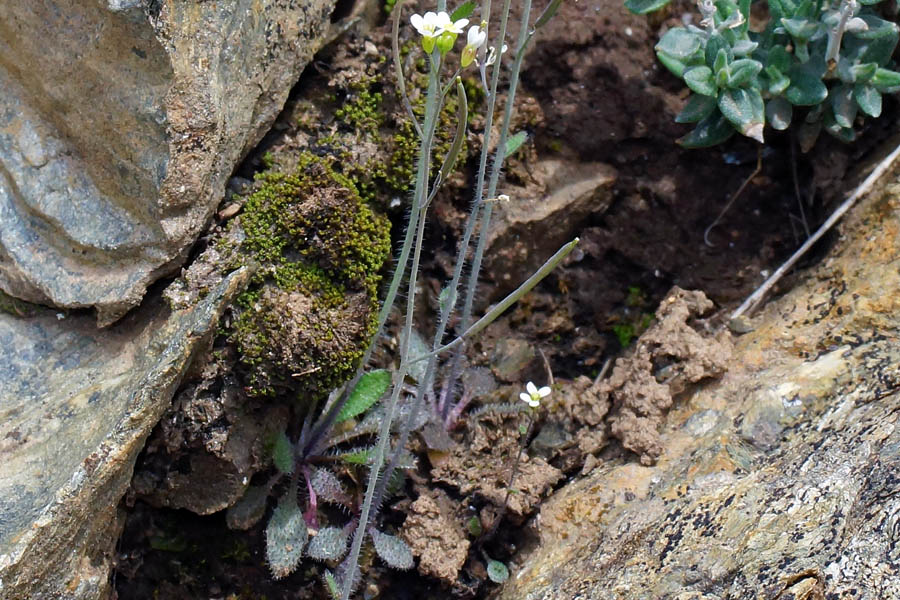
<box><xmin>229</xmin><ymin>151</ymin><xmax>391</xmax><ymax>398</ymax></box>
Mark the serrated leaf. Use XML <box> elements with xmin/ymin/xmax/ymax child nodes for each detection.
<box><xmin>336</xmin><ymin>370</ymin><xmax>391</xmax><ymax>423</ymax></box>
<box><xmin>854</xmin><ymin>84</ymin><xmax>882</xmax><ymax>117</ymax></box>
<box><xmin>718</xmin><ymin>87</ymin><xmax>765</xmax><ymax>142</ymax></box>
<box><xmin>624</xmin><ymin>0</ymin><xmax>671</xmax><ymax>13</ymax></box>
<box><xmin>266</xmin><ymin>492</ymin><xmax>308</xmax><ymax>579</ymax></box>
<box><xmin>831</xmin><ymin>84</ymin><xmax>857</xmax><ymax>129</ymax></box>
<box><xmin>370</xmin><ymin>529</ymin><xmax>414</xmax><ymax>570</ymax></box>
<box><xmin>676</xmin><ymin>94</ymin><xmax>718</xmax><ymax>123</ymax></box>
<box><xmin>272</xmin><ymin>430</ymin><xmax>294</xmax><ymax>475</ymax></box>
<box><xmin>766</xmin><ymin>97</ymin><xmax>793</xmax><ymax>130</ymax></box>
<box><xmin>323</xmin><ymin>570</ymin><xmax>341</xmax><ymax>600</ymax></box>
<box><xmin>533</xmin><ymin>0</ymin><xmax>562</xmax><ymax>30</ymax></box>
<box><xmin>226</xmin><ymin>484</ymin><xmax>270</xmax><ymax>530</ymax></box>
<box><xmin>340</xmin><ymin>446</ymin><xmax>374</xmax><ymax>464</ymax></box>
<box><xmin>656</xmin><ymin>28</ymin><xmax>702</xmax><ymax>60</ymax></box>
<box><xmin>677</xmin><ymin>112</ymin><xmax>736</xmax><ymax>148</ymax></box>
<box><xmin>450</xmin><ymin>1</ymin><xmax>475</xmax><ymax>21</ymax></box>
<box><xmin>310</xmin><ymin>468</ymin><xmax>350</xmax><ymax>505</ymax></box>
<box><xmin>308</xmin><ymin>526</ymin><xmax>349</xmax><ymax>561</ymax></box>
<box><xmin>504</xmin><ymin>131</ymin><xmax>528</xmax><ymax>159</ymax></box>
<box><xmin>486</xmin><ymin>558</ymin><xmax>510</xmax><ymax>583</ymax></box>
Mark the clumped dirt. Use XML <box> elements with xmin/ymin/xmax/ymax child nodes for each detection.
<box><xmin>604</xmin><ymin>287</ymin><xmax>732</xmax><ymax>465</ymax></box>
<box><xmin>112</xmin><ymin>0</ymin><xmax>889</xmax><ymax>597</ymax></box>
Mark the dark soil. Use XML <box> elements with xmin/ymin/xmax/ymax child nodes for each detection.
<box><xmin>112</xmin><ymin>0</ymin><xmax>895</xmax><ymax>598</ymax></box>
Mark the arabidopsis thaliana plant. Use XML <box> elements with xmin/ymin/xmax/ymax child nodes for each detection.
<box><xmin>461</xmin><ymin>25</ymin><xmax>487</xmax><ymax>68</ymax></box>
<box><xmin>520</xmin><ymin>381</ymin><xmax>551</xmax><ymax>408</ymax></box>
<box><xmin>411</xmin><ymin>11</ymin><xmax>444</xmax><ymax>53</ymax></box>
<box><xmin>433</xmin><ymin>12</ymin><xmax>469</xmax><ymax>55</ymax></box>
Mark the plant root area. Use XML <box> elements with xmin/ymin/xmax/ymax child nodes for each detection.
<box><xmin>112</xmin><ymin>1</ymin><xmax>897</xmax><ymax>598</ymax></box>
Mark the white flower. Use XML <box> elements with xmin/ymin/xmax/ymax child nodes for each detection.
<box><xmin>411</xmin><ymin>11</ymin><xmax>443</xmax><ymax>52</ymax></box>
<box><xmin>479</xmin><ymin>42</ymin><xmax>508</xmax><ymax>67</ymax></box>
<box><xmin>519</xmin><ymin>381</ymin><xmax>551</xmax><ymax>408</ymax></box>
<box><xmin>461</xmin><ymin>25</ymin><xmax>487</xmax><ymax>67</ymax></box>
<box><xmin>435</xmin><ymin>11</ymin><xmax>468</xmax><ymax>34</ymax></box>
<box><xmin>410</xmin><ymin>11</ymin><xmax>441</xmax><ymax>37</ymax></box>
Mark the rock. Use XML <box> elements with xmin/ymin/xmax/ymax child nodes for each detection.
<box><xmin>482</xmin><ymin>160</ymin><xmax>616</xmax><ymax>300</ymax></box>
<box><xmin>497</xmin><ymin>154</ymin><xmax>900</xmax><ymax>599</ymax></box>
<box><xmin>0</xmin><ymin>268</ymin><xmax>250</xmax><ymax>600</ymax></box>
<box><xmin>0</xmin><ymin>0</ymin><xmax>336</xmax><ymax>325</ymax></box>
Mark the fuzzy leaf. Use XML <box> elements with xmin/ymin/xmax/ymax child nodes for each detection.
<box><xmin>767</xmin><ymin>45</ymin><xmax>792</xmax><ymax>74</ymax></box>
<box><xmin>308</xmin><ymin>526</ymin><xmax>349</xmax><ymax>561</ymax></box>
<box><xmin>766</xmin><ymin>97</ymin><xmax>793</xmax><ymax>130</ymax></box>
<box><xmin>450</xmin><ymin>1</ymin><xmax>475</xmax><ymax>21</ymax></box>
<box><xmin>657</xmin><ymin>52</ymin><xmax>688</xmax><ymax>78</ymax></box>
<box><xmin>336</xmin><ymin>370</ymin><xmax>391</xmax><ymax>423</ymax></box>
<box><xmin>785</xmin><ymin>68</ymin><xmax>827</xmax><ymax>106</ymax></box>
<box><xmin>823</xmin><ymin>110</ymin><xmax>857</xmax><ymax>143</ymax></box>
<box><xmin>370</xmin><ymin>529</ymin><xmax>414</xmax><ymax>570</ymax></box>
<box><xmin>780</xmin><ymin>17</ymin><xmax>818</xmax><ymax>41</ymax></box>
<box><xmin>854</xmin><ymin>84</ymin><xmax>882</xmax><ymax>118</ymax></box>
<box><xmin>310</xmin><ymin>468</ymin><xmax>349</xmax><ymax>505</ymax></box>
<box><xmin>226</xmin><ymin>484</ymin><xmax>270</xmax><ymax>531</ymax></box>
<box><xmin>486</xmin><ymin>558</ymin><xmax>510</xmax><ymax>583</ymax></box>
<box><xmin>831</xmin><ymin>84</ymin><xmax>857</xmax><ymax>129</ymax></box>
<box><xmin>625</xmin><ymin>0</ymin><xmax>671</xmax><ymax>14</ymax></box>
<box><xmin>406</xmin><ymin>329</ymin><xmax>430</xmax><ymax>383</ymax></box>
<box><xmin>871</xmin><ymin>67</ymin><xmax>900</xmax><ymax>93</ymax></box>
<box><xmin>855</xmin><ymin>16</ymin><xmax>899</xmax><ymax>66</ymax></box>
<box><xmin>732</xmin><ymin>39</ymin><xmax>758</xmax><ymax>56</ymax></box>
<box><xmin>656</xmin><ymin>28</ymin><xmax>702</xmax><ymax>60</ymax></box>
<box><xmin>272</xmin><ymin>430</ymin><xmax>295</xmax><ymax>475</ymax></box>
<box><xmin>726</xmin><ymin>58</ymin><xmax>762</xmax><ymax>88</ymax></box>
<box><xmin>323</xmin><ymin>570</ymin><xmax>341</xmax><ymax>600</ymax></box>
<box><xmin>504</xmin><ymin>131</ymin><xmax>529</xmax><ymax>158</ymax></box>
<box><xmin>676</xmin><ymin>93</ymin><xmax>718</xmax><ymax>123</ymax></box>
<box><xmin>340</xmin><ymin>446</ymin><xmax>374</xmax><ymax>465</ymax></box>
<box><xmin>684</xmin><ymin>66</ymin><xmax>717</xmax><ymax>96</ymax></box>
<box><xmin>718</xmin><ymin>87</ymin><xmax>765</xmax><ymax>142</ymax></box>
<box><xmin>677</xmin><ymin>112</ymin><xmax>736</xmax><ymax>148</ymax></box>
<box><xmin>266</xmin><ymin>492</ymin><xmax>308</xmax><ymax>579</ymax></box>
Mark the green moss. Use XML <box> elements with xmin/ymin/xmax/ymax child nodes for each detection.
<box><xmin>229</xmin><ymin>151</ymin><xmax>391</xmax><ymax>398</ymax></box>
<box><xmin>334</xmin><ymin>86</ymin><xmax>384</xmax><ymax>135</ymax></box>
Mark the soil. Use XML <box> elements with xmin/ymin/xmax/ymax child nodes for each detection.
<box><xmin>112</xmin><ymin>1</ymin><xmax>898</xmax><ymax>599</ymax></box>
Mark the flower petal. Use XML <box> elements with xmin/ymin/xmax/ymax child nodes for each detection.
<box><xmin>410</xmin><ymin>13</ymin><xmax>424</xmax><ymax>33</ymax></box>
<box><xmin>526</xmin><ymin>381</ymin><xmax>538</xmax><ymax>395</ymax></box>
<box><xmin>538</xmin><ymin>386</ymin><xmax>551</xmax><ymax>397</ymax></box>
<box><xmin>520</xmin><ymin>392</ymin><xmax>532</xmax><ymax>403</ymax></box>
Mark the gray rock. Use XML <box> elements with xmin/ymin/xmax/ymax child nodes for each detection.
<box><xmin>497</xmin><ymin>157</ymin><xmax>900</xmax><ymax>599</ymax></box>
<box><xmin>0</xmin><ymin>268</ymin><xmax>250</xmax><ymax>600</ymax></box>
<box><xmin>0</xmin><ymin>0</ymin><xmax>335</xmax><ymax>326</ymax></box>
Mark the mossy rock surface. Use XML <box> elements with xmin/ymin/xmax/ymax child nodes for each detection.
<box><xmin>229</xmin><ymin>152</ymin><xmax>391</xmax><ymax>398</ymax></box>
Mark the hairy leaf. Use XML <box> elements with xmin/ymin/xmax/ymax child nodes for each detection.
<box><xmin>656</xmin><ymin>28</ymin><xmax>702</xmax><ymax>60</ymax></box>
<box><xmin>718</xmin><ymin>88</ymin><xmax>765</xmax><ymax>142</ymax></box>
<box><xmin>308</xmin><ymin>526</ymin><xmax>350</xmax><ymax>561</ymax></box>
<box><xmin>486</xmin><ymin>558</ymin><xmax>510</xmax><ymax>583</ymax></box>
<box><xmin>504</xmin><ymin>131</ymin><xmax>529</xmax><ymax>158</ymax></box>
<box><xmin>226</xmin><ymin>484</ymin><xmax>270</xmax><ymax>531</ymax></box>
<box><xmin>677</xmin><ymin>112</ymin><xmax>736</xmax><ymax>148</ymax></box>
<box><xmin>272</xmin><ymin>430</ymin><xmax>294</xmax><ymax>475</ymax></box>
<box><xmin>854</xmin><ymin>84</ymin><xmax>882</xmax><ymax>118</ymax></box>
<box><xmin>266</xmin><ymin>491</ymin><xmax>308</xmax><ymax>579</ymax></box>
<box><xmin>336</xmin><ymin>370</ymin><xmax>391</xmax><ymax>424</ymax></box>
<box><xmin>766</xmin><ymin>97</ymin><xmax>793</xmax><ymax>130</ymax></box>
<box><xmin>684</xmin><ymin>66</ymin><xmax>716</xmax><ymax>96</ymax></box>
<box><xmin>676</xmin><ymin>94</ymin><xmax>718</xmax><ymax>123</ymax></box>
<box><xmin>370</xmin><ymin>529</ymin><xmax>414</xmax><ymax>570</ymax></box>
